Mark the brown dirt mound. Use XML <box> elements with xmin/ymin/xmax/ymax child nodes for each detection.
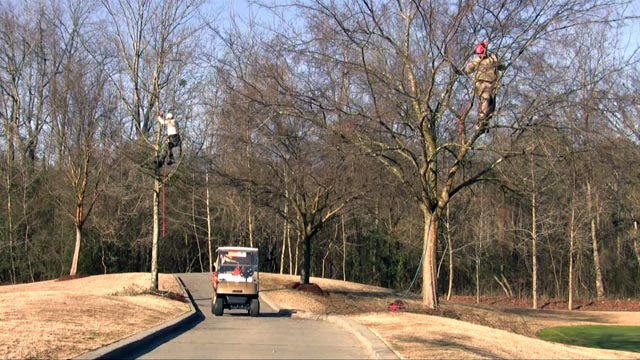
<box><xmin>289</xmin><ymin>282</ymin><xmax>328</xmax><ymax>296</ymax></box>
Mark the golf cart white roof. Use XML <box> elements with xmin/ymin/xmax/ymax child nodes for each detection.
<box><xmin>216</xmin><ymin>246</ymin><xmax>258</xmax><ymax>252</ymax></box>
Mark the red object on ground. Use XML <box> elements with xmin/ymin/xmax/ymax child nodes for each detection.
<box><xmin>388</xmin><ymin>299</ymin><xmax>407</xmax><ymax>312</ymax></box>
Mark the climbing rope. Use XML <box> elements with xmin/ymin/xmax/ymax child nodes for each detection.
<box><xmin>161</xmin><ymin>145</ymin><xmax>170</xmax><ymax>237</ymax></box>
<box><xmin>400</xmin><ymin>212</ymin><xmax>434</xmax><ymax>298</ymax></box>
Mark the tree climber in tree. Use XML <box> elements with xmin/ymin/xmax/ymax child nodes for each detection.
<box><xmin>457</xmin><ymin>41</ymin><xmax>506</xmax><ymax>124</ymax></box>
<box><xmin>157</xmin><ymin>112</ymin><xmax>182</xmax><ymax>168</ymax></box>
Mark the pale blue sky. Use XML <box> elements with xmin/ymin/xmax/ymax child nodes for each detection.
<box><xmin>624</xmin><ymin>0</ymin><xmax>640</xmax><ymax>56</ymax></box>
<box><xmin>220</xmin><ymin>0</ymin><xmax>640</xmax><ymax>58</ymax></box>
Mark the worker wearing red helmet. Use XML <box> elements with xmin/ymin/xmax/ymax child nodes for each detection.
<box><xmin>461</xmin><ymin>41</ymin><xmax>506</xmax><ymax>122</ymax></box>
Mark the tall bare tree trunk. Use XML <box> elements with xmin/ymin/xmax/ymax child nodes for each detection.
<box><xmin>289</xmin><ymin>232</ymin><xmax>294</xmax><ymax>275</ymax></box>
<box><xmin>4</xmin><ymin>117</ymin><xmax>17</xmax><ymax>284</ymax></box>
<box><xmin>586</xmin><ymin>181</ymin><xmax>605</xmax><ymax>299</ymax></box>
<box><xmin>475</xmin><ymin>236</ymin><xmax>481</xmax><ymax>305</ymax></box>
<box><xmin>206</xmin><ymin>170</ymin><xmax>213</xmax><ymax>273</ymax></box>
<box><xmin>248</xmin><ymin>197</ymin><xmax>254</xmax><ymax>248</ymax></box>
<box><xmin>548</xmin><ymin>235</ymin><xmax>561</xmax><ymax>299</ymax></box>
<box><xmin>151</xmin><ymin>179</ymin><xmax>161</xmax><ymax>291</ymax></box>
<box><xmin>421</xmin><ymin>205</ymin><xmax>439</xmax><ymax>308</ymax></box>
<box><xmin>22</xmin><ymin>185</ymin><xmax>34</xmax><ymax>282</ymax></box>
<box><xmin>530</xmin><ymin>153</ymin><xmax>538</xmax><ymax>310</ymax></box>
<box><xmin>446</xmin><ymin>205</ymin><xmax>453</xmax><ymax>301</ymax></box>
<box><xmin>634</xmin><ymin>221</ymin><xmax>640</xmax><ymax>273</ymax></box>
<box><xmin>280</xmin><ymin>164</ymin><xmax>288</xmax><ymax>274</ymax></box>
<box><xmin>568</xmin><ymin>199</ymin><xmax>576</xmax><ymax>311</ymax></box>
<box><xmin>69</xmin><ymin>226</ymin><xmax>82</xmax><ymax>276</ymax></box>
<box><xmin>302</xmin><ymin>234</ymin><xmax>311</xmax><ymax>284</ymax></box>
<box><xmin>5</xmin><ymin>170</ymin><xmax>16</xmax><ymax>284</ymax></box>
<box><xmin>342</xmin><ymin>214</ymin><xmax>346</xmax><ymax>281</ymax></box>
<box><xmin>294</xmin><ymin>235</ymin><xmax>300</xmax><ymax>276</ymax></box>
<box><xmin>475</xmin><ymin>199</ymin><xmax>482</xmax><ymax>305</ymax></box>
<box><xmin>246</xmin><ymin>136</ymin><xmax>254</xmax><ymax>248</ymax></box>
<box><xmin>68</xmin><ymin>152</ymin><xmax>102</xmax><ymax>277</ymax></box>
<box><xmin>322</xmin><ymin>228</ymin><xmax>337</xmax><ymax>278</ymax></box>
<box><xmin>532</xmin><ymin>190</ymin><xmax>538</xmax><ymax>310</ymax></box>
<box><xmin>280</xmin><ymin>214</ymin><xmax>287</xmax><ymax>274</ymax></box>
<box><xmin>191</xmin><ymin>182</ymin><xmax>204</xmax><ymax>271</ymax></box>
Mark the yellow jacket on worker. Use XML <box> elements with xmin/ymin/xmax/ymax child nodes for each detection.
<box><xmin>461</xmin><ymin>41</ymin><xmax>507</xmax><ymax>122</ymax></box>
<box><xmin>463</xmin><ymin>52</ymin><xmax>506</xmax><ymax>84</ymax></box>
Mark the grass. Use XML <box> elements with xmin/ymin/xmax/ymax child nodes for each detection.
<box><xmin>537</xmin><ymin>325</ymin><xmax>640</xmax><ymax>353</ymax></box>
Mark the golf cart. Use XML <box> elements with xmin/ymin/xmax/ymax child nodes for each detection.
<box><xmin>210</xmin><ymin>246</ymin><xmax>260</xmax><ymax>316</ymax></box>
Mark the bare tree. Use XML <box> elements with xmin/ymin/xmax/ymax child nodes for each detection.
<box><xmin>0</xmin><ymin>2</ymin><xmax>57</xmax><ymax>282</ymax></box>
<box><xmin>559</xmin><ymin>20</ymin><xmax>639</xmax><ymax>300</ymax></box>
<box><xmin>98</xmin><ymin>0</ymin><xmax>205</xmax><ymax>290</ymax></box>
<box><xmin>213</xmin><ymin>89</ymin><xmax>363</xmax><ymax>283</ymax></box>
<box><xmin>48</xmin><ymin>2</ymin><xmax>112</xmax><ymax>276</ymax></box>
<box><xmin>247</xmin><ymin>0</ymin><xmax>623</xmax><ymax>308</ymax></box>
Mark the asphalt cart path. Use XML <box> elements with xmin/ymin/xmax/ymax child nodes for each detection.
<box><xmin>132</xmin><ymin>272</ymin><xmax>371</xmax><ymax>359</ymax></box>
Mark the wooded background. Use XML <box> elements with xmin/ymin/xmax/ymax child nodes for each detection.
<box><xmin>1</xmin><ymin>0</ymin><xmax>639</xmax><ymax>307</ymax></box>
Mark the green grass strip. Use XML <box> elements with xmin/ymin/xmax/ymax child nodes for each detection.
<box><xmin>537</xmin><ymin>325</ymin><xmax>640</xmax><ymax>353</ymax></box>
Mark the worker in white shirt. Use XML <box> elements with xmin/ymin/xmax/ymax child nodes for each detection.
<box><xmin>157</xmin><ymin>112</ymin><xmax>182</xmax><ymax>167</ymax></box>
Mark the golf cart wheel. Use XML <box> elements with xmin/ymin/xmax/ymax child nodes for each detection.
<box><xmin>250</xmin><ymin>299</ymin><xmax>260</xmax><ymax>317</ymax></box>
<box><xmin>214</xmin><ymin>297</ymin><xmax>225</xmax><ymax>316</ymax></box>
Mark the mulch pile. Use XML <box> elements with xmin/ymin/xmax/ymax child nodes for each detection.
<box><xmin>289</xmin><ymin>282</ymin><xmax>328</xmax><ymax>296</ymax></box>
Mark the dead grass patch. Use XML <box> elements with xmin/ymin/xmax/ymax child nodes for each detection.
<box><xmin>260</xmin><ymin>273</ymin><xmax>640</xmax><ymax>359</ymax></box>
<box><xmin>2</xmin><ymin>272</ymin><xmax>639</xmax><ymax>360</ymax></box>
<box><xmin>0</xmin><ymin>273</ymin><xmax>189</xmax><ymax>359</ymax></box>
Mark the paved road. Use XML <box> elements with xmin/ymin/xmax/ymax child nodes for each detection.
<box><xmin>129</xmin><ymin>272</ymin><xmax>371</xmax><ymax>359</ymax></box>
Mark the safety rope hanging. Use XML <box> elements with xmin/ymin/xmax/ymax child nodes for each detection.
<box><xmin>162</xmin><ymin>149</ymin><xmax>169</xmax><ymax>237</ymax></box>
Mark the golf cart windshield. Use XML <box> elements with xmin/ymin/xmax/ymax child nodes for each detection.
<box><xmin>217</xmin><ymin>249</ymin><xmax>259</xmax><ymax>275</ymax></box>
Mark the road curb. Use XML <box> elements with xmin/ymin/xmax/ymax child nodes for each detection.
<box><xmin>75</xmin><ymin>275</ymin><xmax>200</xmax><ymax>360</ymax></box>
<box><xmin>77</xmin><ymin>277</ymin><xmax>400</xmax><ymax>359</ymax></box>
<box><xmin>323</xmin><ymin>315</ymin><xmax>401</xmax><ymax>360</ymax></box>
<box><xmin>259</xmin><ymin>292</ymin><xmax>399</xmax><ymax>359</ymax></box>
